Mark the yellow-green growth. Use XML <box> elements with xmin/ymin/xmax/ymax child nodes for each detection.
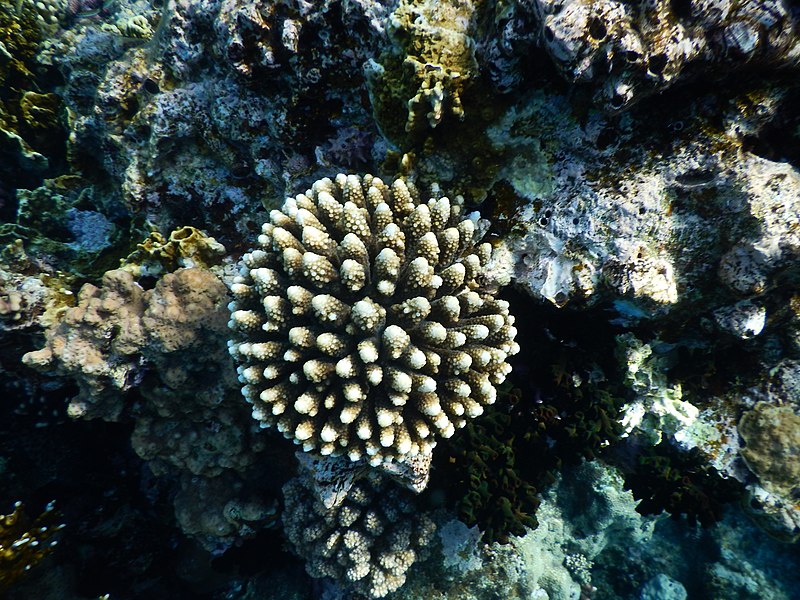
<box><xmin>120</xmin><ymin>226</ymin><xmax>226</xmax><ymax>278</ymax></box>
<box><xmin>0</xmin><ymin>501</ymin><xmax>64</xmax><ymax>592</ymax></box>
<box><xmin>366</xmin><ymin>0</ymin><xmax>479</xmax><ymax>145</ymax></box>
<box><xmin>1</xmin><ymin>3</ymin><xmax>64</xmax><ymax>165</ymax></box>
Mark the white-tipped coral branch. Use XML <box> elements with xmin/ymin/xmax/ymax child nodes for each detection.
<box><xmin>228</xmin><ymin>174</ymin><xmax>519</xmax><ymax>467</ymax></box>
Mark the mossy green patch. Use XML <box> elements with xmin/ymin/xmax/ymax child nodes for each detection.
<box><xmin>623</xmin><ymin>440</ymin><xmax>743</xmax><ymax>527</ymax></box>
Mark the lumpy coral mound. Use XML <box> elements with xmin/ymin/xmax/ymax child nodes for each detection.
<box><xmin>282</xmin><ymin>472</ymin><xmax>436</xmax><ymax>599</ymax></box>
<box><xmin>228</xmin><ymin>173</ymin><xmax>518</xmax><ymax>466</ymax></box>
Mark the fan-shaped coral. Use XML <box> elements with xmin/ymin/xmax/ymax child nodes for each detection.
<box><xmin>228</xmin><ymin>173</ymin><xmax>518</xmax><ymax>466</ymax></box>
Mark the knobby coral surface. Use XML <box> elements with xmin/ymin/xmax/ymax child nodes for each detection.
<box><xmin>529</xmin><ymin>0</ymin><xmax>800</xmax><ymax>111</ymax></box>
<box><xmin>0</xmin><ymin>501</ymin><xmax>64</xmax><ymax>592</ymax></box>
<box><xmin>228</xmin><ymin>173</ymin><xmax>519</xmax><ymax>467</ymax></box>
<box><xmin>22</xmin><ymin>265</ymin><xmax>277</xmax><ymax>550</ymax></box>
<box><xmin>282</xmin><ymin>470</ymin><xmax>436</xmax><ymax>599</ymax></box>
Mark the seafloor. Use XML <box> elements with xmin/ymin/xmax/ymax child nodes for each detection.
<box><xmin>2</xmin><ymin>0</ymin><xmax>800</xmax><ymax>599</ymax></box>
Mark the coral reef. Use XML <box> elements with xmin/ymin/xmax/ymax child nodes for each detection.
<box><xmin>228</xmin><ymin>173</ymin><xmax>518</xmax><ymax>467</ymax></box>
<box><xmin>704</xmin><ymin>512</ymin><xmax>800</xmax><ymax>600</ymax></box>
<box><xmin>173</xmin><ymin>471</ymin><xmax>278</xmax><ymax>549</ymax></box>
<box><xmin>485</xmin><ymin>81</ymin><xmax>800</xmax><ymax>319</ymax></box>
<box><xmin>282</xmin><ymin>469</ymin><xmax>436</xmax><ymax>599</ymax></box>
<box><xmin>640</xmin><ymin>574</ymin><xmax>686</xmax><ymax>600</ymax></box>
<box><xmin>2</xmin><ymin>175</ymin><xmax>131</xmax><ymax>283</ymax></box>
<box><xmin>511</xmin><ymin>461</ymin><xmax>653</xmax><ymax>600</ymax></box>
<box><xmin>0</xmin><ymin>240</ymin><xmax>72</xmax><ymax>334</ymax></box>
<box><xmin>3</xmin><ymin>0</ymin><xmax>800</xmax><ymax>597</ymax></box>
<box><xmin>444</xmin><ymin>375</ymin><xmax>623</xmax><ymax>545</ymax></box>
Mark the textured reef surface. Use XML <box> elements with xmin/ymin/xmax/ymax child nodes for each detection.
<box><xmin>2</xmin><ymin>0</ymin><xmax>800</xmax><ymax>598</ymax></box>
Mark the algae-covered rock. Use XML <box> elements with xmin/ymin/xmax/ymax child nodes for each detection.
<box><xmin>740</xmin><ymin>402</ymin><xmax>800</xmax><ymax>498</ymax></box>
<box><xmin>9</xmin><ymin>177</ymin><xmax>126</xmax><ymax>277</ymax></box>
<box><xmin>639</xmin><ymin>574</ymin><xmax>687</xmax><ymax>600</ymax></box>
<box><xmin>497</xmin><ymin>0</ymin><xmax>800</xmax><ymax>111</ymax></box>
<box><xmin>0</xmin><ymin>4</ymin><xmax>47</xmax><ymax>179</ymax></box>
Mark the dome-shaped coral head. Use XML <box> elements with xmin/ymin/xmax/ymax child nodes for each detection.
<box><xmin>228</xmin><ymin>174</ymin><xmax>519</xmax><ymax>467</ymax></box>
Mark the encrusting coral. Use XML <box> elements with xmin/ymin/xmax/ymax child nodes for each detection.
<box><xmin>228</xmin><ymin>173</ymin><xmax>519</xmax><ymax>468</ymax></box>
<box><xmin>120</xmin><ymin>226</ymin><xmax>226</xmax><ymax>279</ymax></box>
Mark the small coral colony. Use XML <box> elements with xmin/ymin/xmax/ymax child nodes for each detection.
<box><xmin>3</xmin><ymin>0</ymin><xmax>800</xmax><ymax>598</ymax></box>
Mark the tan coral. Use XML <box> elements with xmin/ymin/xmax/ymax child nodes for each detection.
<box><xmin>120</xmin><ymin>226</ymin><xmax>226</xmax><ymax>279</ymax></box>
<box><xmin>22</xmin><ymin>267</ymin><xmax>274</xmax><ymax>550</ymax></box>
<box><xmin>739</xmin><ymin>402</ymin><xmax>800</xmax><ymax>497</ymax></box>
<box><xmin>23</xmin><ymin>269</ymin><xmax>147</xmax><ymax>420</ymax></box>
<box><xmin>228</xmin><ymin>174</ymin><xmax>519</xmax><ymax>469</ymax></box>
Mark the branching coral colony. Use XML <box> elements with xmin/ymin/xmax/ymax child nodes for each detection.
<box><xmin>227</xmin><ymin>173</ymin><xmax>518</xmax><ymax>596</ymax></box>
<box><xmin>228</xmin><ymin>174</ymin><xmax>519</xmax><ymax>469</ymax></box>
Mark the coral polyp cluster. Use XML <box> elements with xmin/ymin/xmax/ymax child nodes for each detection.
<box><xmin>228</xmin><ymin>173</ymin><xmax>518</xmax><ymax>466</ymax></box>
<box><xmin>283</xmin><ymin>472</ymin><xmax>436</xmax><ymax>599</ymax></box>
